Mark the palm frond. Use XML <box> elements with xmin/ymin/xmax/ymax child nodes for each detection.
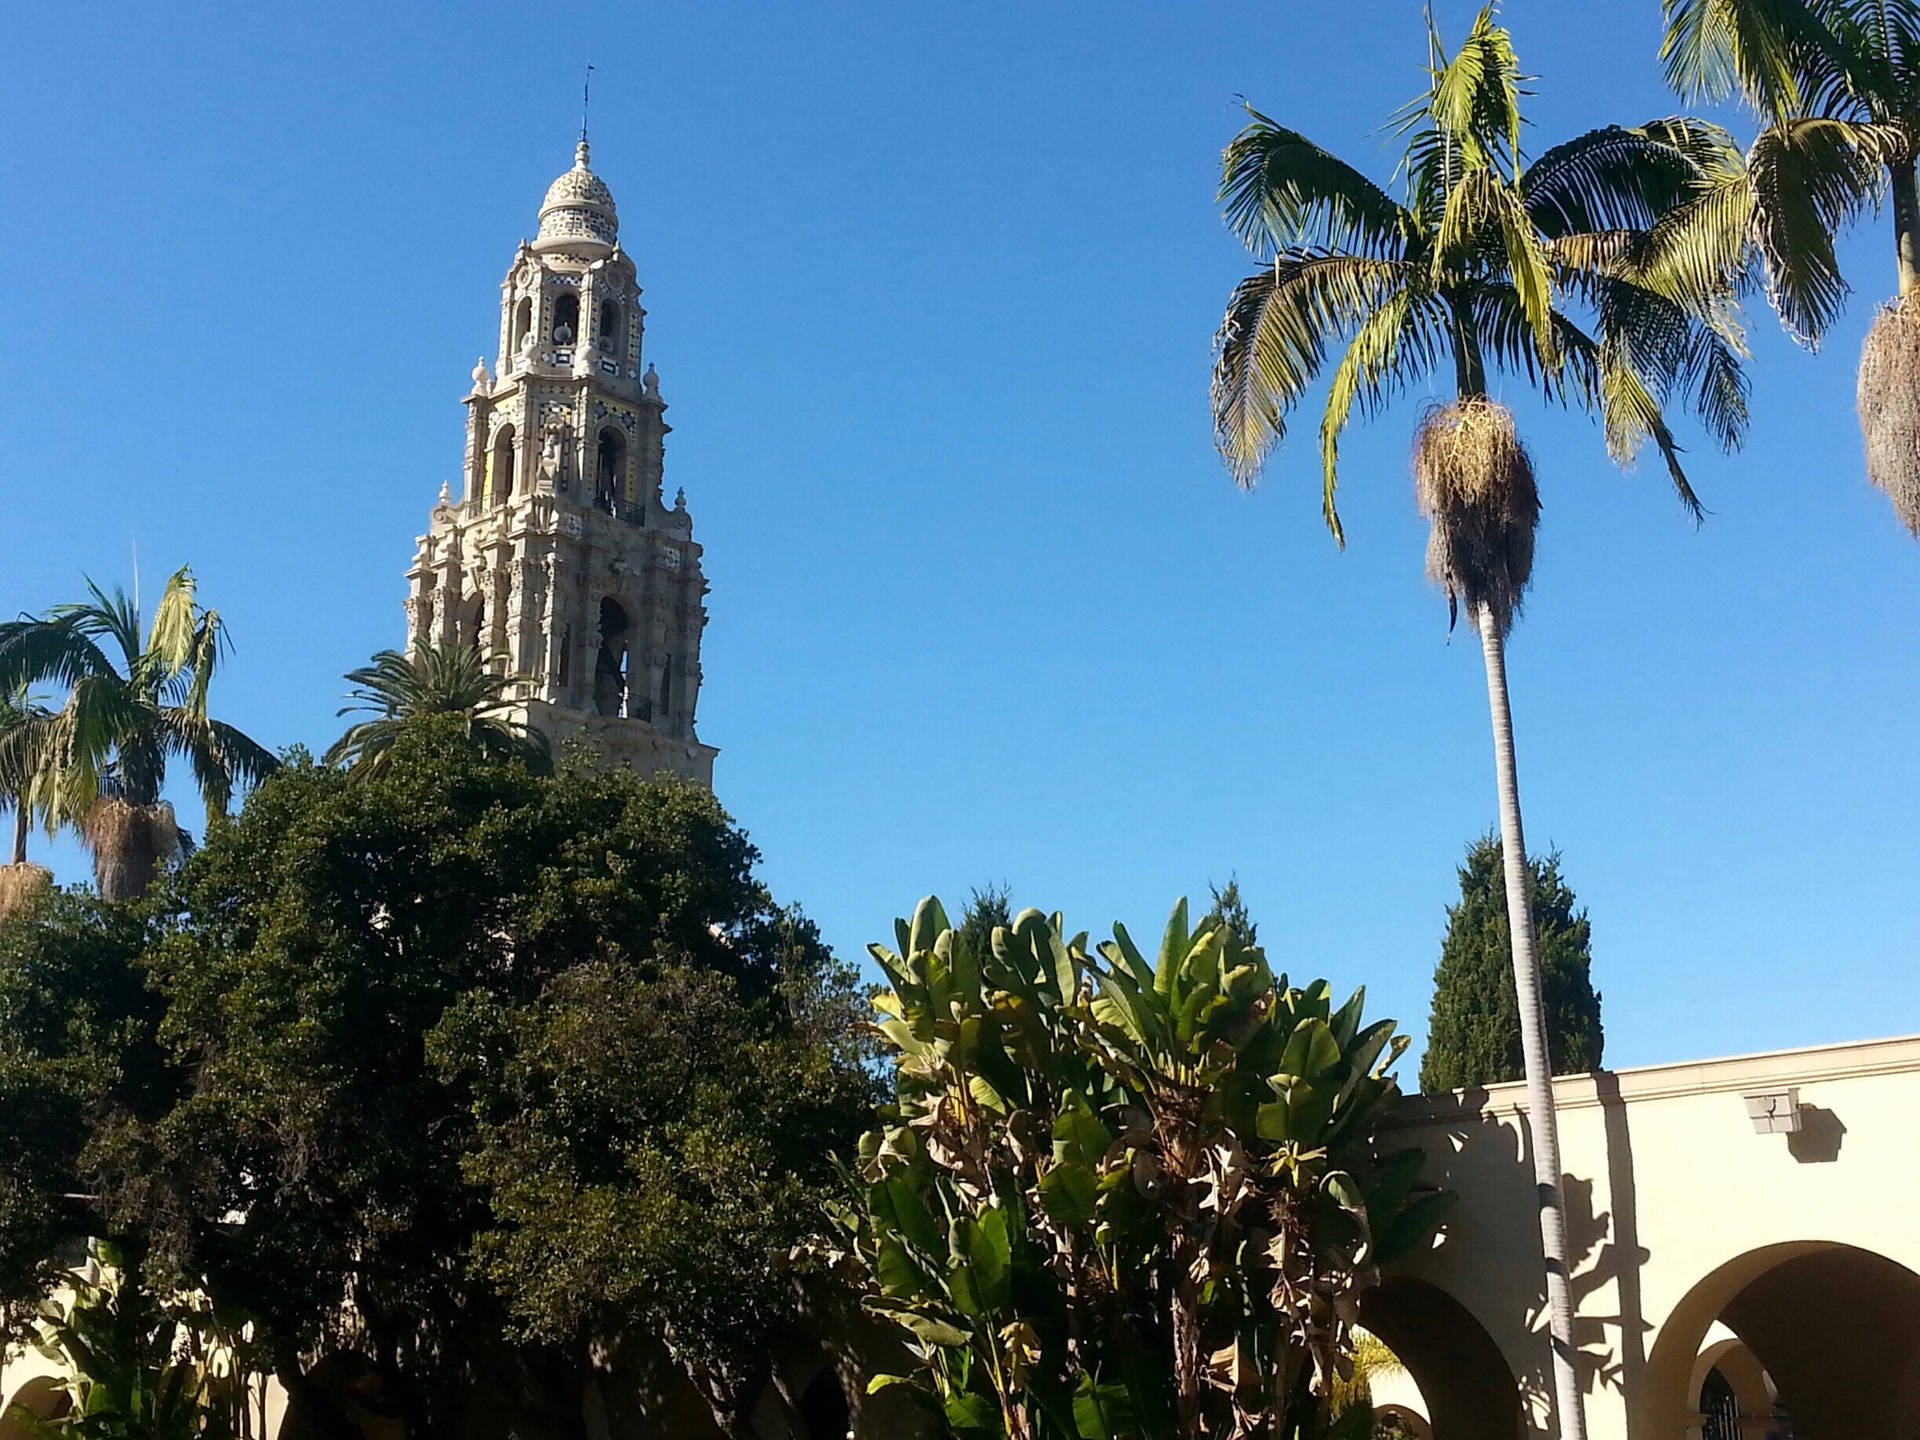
<box><xmin>1210</xmin><ymin>253</ymin><xmax>1417</xmax><ymax>487</ymax></box>
<box><xmin>1436</xmin><ymin>169</ymin><xmax>1560</xmax><ymax>369</ymax></box>
<box><xmin>1523</xmin><ymin>119</ymin><xmax>1743</xmax><ymax>239</ymax></box>
<box><xmin>1317</xmin><ymin>290</ymin><xmax>1452</xmax><ymax>542</ymax></box>
<box><xmin>1821</xmin><ymin>0</ymin><xmax>1920</xmax><ymax>118</ymax></box>
<box><xmin>54</xmin><ymin>580</ymin><xmax>144</xmax><ymax>674</ymax></box>
<box><xmin>1557</xmin><ymin>317</ymin><xmax>1708</xmax><ymax>517</ymax></box>
<box><xmin>0</xmin><ymin>618</ymin><xmax>121</xmax><ymax>697</ymax></box>
<box><xmin>1428</xmin><ymin>5</ymin><xmax>1528</xmax><ymax>173</ymax></box>
<box><xmin>1220</xmin><ymin>108</ymin><xmax>1411</xmax><ymax>259</ymax></box>
<box><xmin>1661</xmin><ymin>0</ymin><xmax>1821</xmax><ymax>116</ymax></box>
<box><xmin>1747</xmin><ymin>116</ymin><xmax>1897</xmax><ymax>340</ymax></box>
<box><xmin>155</xmin><ymin>712</ymin><xmax>279</xmax><ymax>818</ymax></box>
<box><xmin>144</xmin><ymin>568</ymin><xmax>200</xmax><ymax>679</ymax></box>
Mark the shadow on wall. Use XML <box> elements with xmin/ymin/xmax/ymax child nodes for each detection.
<box><xmin>1786</xmin><ymin>1106</ymin><xmax>1845</xmax><ymax>1164</ymax></box>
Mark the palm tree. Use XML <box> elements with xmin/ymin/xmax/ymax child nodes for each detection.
<box><xmin>0</xmin><ymin>685</ymin><xmax>57</xmax><ymax>918</ymax></box>
<box><xmin>1211</xmin><ymin>11</ymin><xmax>1753</xmax><ymax>1437</ymax></box>
<box><xmin>325</xmin><ymin>641</ymin><xmax>552</xmax><ymax>777</ymax></box>
<box><xmin>0</xmin><ymin>685</ymin><xmax>55</xmax><ymax>866</ymax></box>
<box><xmin>0</xmin><ymin>568</ymin><xmax>277</xmax><ymax>902</ymax></box>
<box><xmin>1663</xmin><ymin>0</ymin><xmax>1920</xmax><ymax>531</ymax></box>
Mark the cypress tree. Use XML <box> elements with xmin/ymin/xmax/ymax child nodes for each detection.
<box><xmin>958</xmin><ymin>884</ymin><xmax>1012</xmax><ymax>960</ymax></box>
<box><xmin>1420</xmin><ymin>834</ymin><xmax>1603</xmax><ymax>1092</ymax></box>
<box><xmin>1203</xmin><ymin>876</ymin><xmax>1259</xmax><ymax>949</ymax></box>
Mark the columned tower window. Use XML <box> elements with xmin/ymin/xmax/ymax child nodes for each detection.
<box><xmin>595</xmin><ymin>428</ymin><xmax>626</xmax><ymax>513</ymax></box>
<box><xmin>490</xmin><ymin>424</ymin><xmax>517</xmax><ymax>505</ymax></box>
<box><xmin>552</xmin><ymin>294</ymin><xmax>579</xmax><ymax>346</ymax></box>
<box><xmin>511</xmin><ymin>296</ymin><xmax>532</xmax><ymax>352</ymax></box>
<box><xmin>598</xmin><ymin>300</ymin><xmax>623</xmax><ymax>353</ymax></box>
<box><xmin>594</xmin><ymin>598</ymin><xmax>630</xmax><ymax>717</ymax></box>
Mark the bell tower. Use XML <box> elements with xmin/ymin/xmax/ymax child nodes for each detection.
<box><xmin>404</xmin><ymin>137</ymin><xmax>718</xmax><ymax>784</ymax></box>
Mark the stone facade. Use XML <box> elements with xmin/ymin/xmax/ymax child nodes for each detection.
<box><xmin>404</xmin><ymin>138</ymin><xmax>717</xmax><ymax>784</ymax></box>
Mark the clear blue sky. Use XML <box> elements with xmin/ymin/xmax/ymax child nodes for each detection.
<box><xmin>4</xmin><ymin>1</ymin><xmax>1915</xmax><ymax>1076</ymax></box>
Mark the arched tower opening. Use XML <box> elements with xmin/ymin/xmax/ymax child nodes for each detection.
<box><xmin>552</xmin><ymin>293</ymin><xmax>579</xmax><ymax>346</ymax></box>
<box><xmin>511</xmin><ymin>296</ymin><xmax>532</xmax><ymax>352</ymax></box>
<box><xmin>595</xmin><ymin>427</ymin><xmax>626</xmax><ymax>513</ymax></box>
<box><xmin>594</xmin><ymin>597</ymin><xmax>630</xmax><ymax>717</ymax></box>
<box><xmin>598</xmin><ymin>299</ymin><xmax>624</xmax><ymax>353</ymax></box>
<box><xmin>490</xmin><ymin>424</ymin><xmax>516</xmax><ymax>506</ymax></box>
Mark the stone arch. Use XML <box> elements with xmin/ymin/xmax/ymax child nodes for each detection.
<box><xmin>0</xmin><ymin>1376</ymin><xmax>71</xmax><ymax>1440</ymax></box>
<box><xmin>745</xmin><ymin>1336</ymin><xmax>854</xmax><ymax>1440</ymax></box>
<box><xmin>489</xmin><ymin>423</ymin><xmax>516</xmax><ymax>506</ymax></box>
<box><xmin>1640</xmin><ymin>1242</ymin><xmax>1920</xmax><ymax>1440</ymax></box>
<box><xmin>511</xmin><ymin>295</ymin><xmax>532</xmax><ymax>352</ymax></box>
<box><xmin>1688</xmin><ymin>1332</ymin><xmax>1779</xmax><ymax>1440</ymax></box>
<box><xmin>552</xmin><ymin>292</ymin><xmax>579</xmax><ymax>346</ymax></box>
<box><xmin>1358</xmin><ymin>1276</ymin><xmax>1521</xmax><ymax>1440</ymax></box>
<box><xmin>594</xmin><ymin>597</ymin><xmax>630</xmax><ymax>717</ymax></box>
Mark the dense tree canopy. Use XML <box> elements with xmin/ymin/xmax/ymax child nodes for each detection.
<box><xmin>1419</xmin><ymin>835</ymin><xmax>1604</xmax><ymax>1092</ymax></box>
<box><xmin>0</xmin><ymin>718</ymin><xmax>876</xmax><ymax>1440</ymax></box>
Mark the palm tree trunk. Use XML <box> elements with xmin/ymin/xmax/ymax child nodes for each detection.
<box><xmin>10</xmin><ymin>802</ymin><xmax>25</xmax><ymax>866</ymax></box>
<box><xmin>1894</xmin><ymin>157</ymin><xmax>1920</xmax><ymax>298</ymax></box>
<box><xmin>1476</xmin><ymin>600</ymin><xmax>1588</xmax><ymax>1440</ymax></box>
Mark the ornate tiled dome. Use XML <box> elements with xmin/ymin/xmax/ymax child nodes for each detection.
<box><xmin>535</xmin><ymin>139</ymin><xmax>618</xmax><ymax>254</ymax></box>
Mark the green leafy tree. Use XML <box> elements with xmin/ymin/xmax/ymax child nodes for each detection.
<box><xmin>0</xmin><ymin>569</ymin><xmax>276</xmax><ymax>901</ymax></box>
<box><xmin>0</xmin><ymin>718</ymin><xmax>874</xmax><ymax>1440</ymax></box>
<box><xmin>324</xmin><ymin>641</ymin><xmax>551</xmax><ymax>776</ymax></box>
<box><xmin>1208</xmin><ymin>15</ymin><xmax>1748</xmax><ymax>1437</ymax></box>
<box><xmin>1662</xmin><ymin>0</ymin><xmax>1920</xmax><ymax>532</ymax></box>
<box><xmin>0</xmin><ymin>893</ymin><xmax>166</xmax><ymax>1310</ymax></box>
<box><xmin>1419</xmin><ymin>836</ymin><xmax>1603</xmax><ymax>1092</ymax></box>
<box><xmin>841</xmin><ymin>897</ymin><xmax>1449</xmax><ymax>1440</ymax></box>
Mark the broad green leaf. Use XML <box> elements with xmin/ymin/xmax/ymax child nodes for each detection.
<box><xmin>871</xmin><ymin>1175</ymin><xmax>944</xmax><ymax>1258</ymax></box>
<box><xmin>909</xmin><ymin>896</ymin><xmax>953</xmax><ymax>958</ymax></box>
<box><xmin>1053</xmin><ymin>1096</ymin><xmax>1112</xmax><ymax>1170</ymax></box>
<box><xmin>1154</xmin><ymin>898</ymin><xmax>1190</xmax><ymax>1000</ymax></box>
<box><xmin>1039</xmin><ymin>1162</ymin><xmax>1099</xmax><ymax>1229</ymax></box>
<box><xmin>969</xmin><ymin>1206</ymin><xmax>1013</xmax><ymax>1312</ymax></box>
<box><xmin>1105</xmin><ymin>922</ymin><xmax>1156</xmax><ymax>989</ymax></box>
<box><xmin>1072</xmin><ymin>1374</ymin><xmax>1139</xmax><ymax>1439</ymax></box>
<box><xmin>944</xmin><ymin>1391</ymin><xmax>1004</xmax><ymax>1434</ymax></box>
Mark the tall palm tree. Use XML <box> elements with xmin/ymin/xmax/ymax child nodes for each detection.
<box><xmin>1663</xmin><ymin>0</ymin><xmax>1920</xmax><ymax>531</ymax></box>
<box><xmin>0</xmin><ymin>568</ymin><xmax>277</xmax><ymax>902</ymax></box>
<box><xmin>325</xmin><ymin>641</ymin><xmax>552</xmax><ymax>777</ymax></box>
<box><xmin>0</xmin><ymin>685</ymin><xmax>55</xmax><ymax>866</ymax></box>
<box><xmin>0</xmin><ymin>685</ymin><xmax>57</xmax><ymax>918</ymax></box>
<box><xmin>1211</xmin><ymin>11</ymin><xmax>1752</xmax><ymax>1437</ymax></box>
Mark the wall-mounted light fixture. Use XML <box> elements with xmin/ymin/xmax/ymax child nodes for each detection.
<box><xmin>1743</xmin><ymin>1087</ymin><xmax>1802</xmax><ymax>1135</ymax></box>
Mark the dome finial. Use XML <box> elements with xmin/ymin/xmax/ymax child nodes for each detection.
<box><xmin>578</xmin><ymin>62</ymin><xmax>595</xmax><ymax>166</ymax></box>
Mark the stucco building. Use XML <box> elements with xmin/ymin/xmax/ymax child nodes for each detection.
<box><xmin>1364</xmin><ymin>1033</ymin><xmax>1920</xmax><ymax>1439</ymax></box>
<box><xmin>402</xmin><ymin>136</ymin><xmax>717</xmax><ymax>783</ymax></box>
